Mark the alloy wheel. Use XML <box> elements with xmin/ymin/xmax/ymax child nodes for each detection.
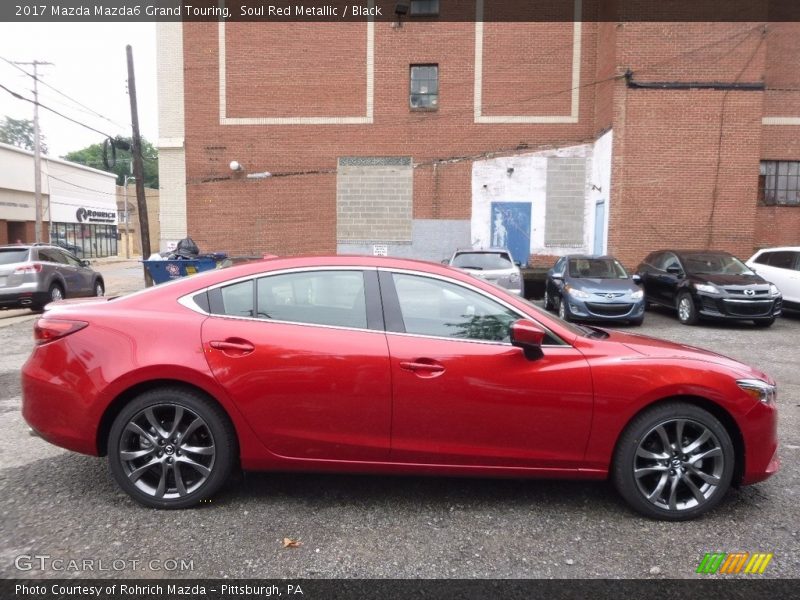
<box><xmin>118</xmin><ymin>404</ymin><xmax>216</xmax><ymax>499</ymax></box>
<box><xmin>633</xmin><ymin>418</ymin><xmax>725</xmax><ymax>512</ymax></box>
<box><xmin>50</xmin><ymin>286</ymin><xmax>63</xmax><ymax>302</ymax></box>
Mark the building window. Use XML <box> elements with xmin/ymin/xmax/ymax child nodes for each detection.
<box><xmin>410</xmin><ymin>0</ymin><xmax>439</xmax><ymax>16</ymax></box>
<box><xmin>410</xmin><ymin>64</ymin><xmax>439</xmax><ymax>110</ymax></box>
<box><xmin>760</xmin><ymin>161</ymin><xmax>800</xmax><ymax>206</ymax></box>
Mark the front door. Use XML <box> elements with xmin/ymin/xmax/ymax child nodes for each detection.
<box><xmin>491</xmin><ymin>202</ymin><xmax>531</xmax><ymax>265</ymax></box>
<box><xmin>381</xmin><ymin>271</ymin><xmax>593</xmax><ymax>468</ymax></box>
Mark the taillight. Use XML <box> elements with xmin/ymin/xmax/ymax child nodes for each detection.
<box><xmin>34</xmin><ymin>319</ymin><xmax>88</xmax><ymax>345</ymax></box>
<box><xmin>14</xmin><ymin>263</ymin><xmax>43</xmax><ymax>274</ymax></box>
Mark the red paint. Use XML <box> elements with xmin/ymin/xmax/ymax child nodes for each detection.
<box><xmin>21</xmin><ymin>256</ymin><xmax>778</xmax><ymax>487</ymax></box>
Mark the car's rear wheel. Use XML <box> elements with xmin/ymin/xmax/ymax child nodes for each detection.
<box><xmin>613</xmin><ymin>402</ymin><xmax>734</xmax><ymax>521</ymax></box>
<box><xmin>94</xmin><ymin>280</ymin><xmax>104</xmax><ymax>297</ymax></box>
<box><xmin>108</xmin><ymin>388</ymin><xmax>237</xmax><ymax>509</ymax></box>
<box><xmin>49</xmin><ymin>283</ymin><xmax>64</xmax><ymax>302</ymax></box>
<box><xmin>677</xmin><ymin>292</ymin><xmax>698</xmax><ymax>325</ymax></box>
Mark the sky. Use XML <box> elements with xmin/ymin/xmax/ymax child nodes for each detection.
<box><xmin>0</xmin><ymin>23</ymin><xmax>157</xmax><ymax>161</ymax></box>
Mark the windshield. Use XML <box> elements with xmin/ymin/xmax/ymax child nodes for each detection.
<box><xmin>452</xmin><ymin>252</ymin><xmax>513</xmax><ymax>270</ymax></box>
<box><xmin>568</xmin><ymin>258</ymin><xmax>628</xmax><ymax>279</ymax></box>
<box><xmin>0</xmin><ymin>249</ymin><xmax>29</xmax><ymax>265</ymax></box>
<box><xmin>682</xmin><ymin>253</ymin><xmax>754</xmax><ymax>276</ymax></box>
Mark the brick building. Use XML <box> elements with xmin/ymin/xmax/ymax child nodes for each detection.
<box><xmin>155</xmin><ymin>10</ymin><xmax>800</xmax><ymax>268</ymax></box>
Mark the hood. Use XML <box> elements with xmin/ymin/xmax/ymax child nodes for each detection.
<box><xmin>600</xmin><ymin>329</ymin><xmax>772</xmax><ymax>382</ymax></box>
<box><xmin>567</xmin><ymin>277</ymin><xmax>639</xmax><ymax>294</ymax></box>
<box><xmin>689</xmin><ymin>272</ymin><xmax>767</xmax><ymax>287</ymax></box>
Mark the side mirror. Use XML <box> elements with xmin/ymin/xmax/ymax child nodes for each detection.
<box><xmin>514</xmin><ymin>261</ymin><xmax>523</xmax><ymax>268</ymax></box>
<box><xmin>81</xmin><ymin>259</ymin><xmax>91</xmax><ymax>267</ymax></box>
<box><xmin>551</xmin><ymin>273</ymin><xmax>563</xmax><ymax>280</ymax></box>
<box><xmin>666</xmin><ymin>265</ymin><xmax>683</xmax><ymax>277</ymax></box>
<box><xmin>510</xmin><ymin>319</ymin><xmax>545</xmax><ymax>360</ymax></box>
<box><xmin>441</xmin><ymin>259</ymin><xmax>449</xmax><ymax>265</ymax></box>
<box><xmin>632</xmin><ymin>273</ymin><xmax>642</xmax><ymax>284</ymax></box>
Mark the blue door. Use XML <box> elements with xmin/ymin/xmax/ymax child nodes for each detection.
<box><xmin>593</xmin><ymin>199</ymin><xmax>606</xmax><ymax>255</ymax></box>
<box><xmin>490</xmin><ymin>202</ymin><xmax>531</xmax><ymax>265</ymax></box>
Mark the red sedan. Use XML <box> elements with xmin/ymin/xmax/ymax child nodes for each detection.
<box><xmin>21</xmin><ymin>256</ymin><xmax>779</xmax><ymax>520</ymax></box>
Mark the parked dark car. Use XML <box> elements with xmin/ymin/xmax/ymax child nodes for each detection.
<box><xmin>0</xmin><ymin>244</ymin><xmax>104</xmax><ymax>310</ymax></box>
<box><xmin>636</xmin><ymin>250</ymin><xmax>782</xmax><ymax>326</ymax></box>
<box><xmin>544</xmin><ymin>255</ymin><xmax>645</xmax><ymax>325</ymax></box>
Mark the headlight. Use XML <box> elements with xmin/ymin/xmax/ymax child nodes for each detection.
<box><xmin>694</xmin><ymin>283</ymin><xmax>719</xmax><ymax>294</ymax></box>
<box><xmin>769</xmin><ymin>284</ymin><xmax>781</xmax><ymax>297</ymax></box>
<box><xmin>631</xmin><ymin>290</ymin><xmax>644</xmax><ymax>300</ymax></box>
<box><xmin>737</xmin><ymin>379</ymin><xmax>777</xmax><ymax>404</ymax></box>
<box><xmin>566</xmin><ymin>285</ymin><xmax>590</xmax><ymax>299</ymax></box>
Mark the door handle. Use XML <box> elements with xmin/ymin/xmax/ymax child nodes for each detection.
<box><xmin>399</xmin><ymin>361</ymin><xmax>445</xmax><ymax>376</ymax></box>
<box><xmin>209</xmin><ymin>339</ymin><xmax>255</xmax><ymax>356</ymax></box>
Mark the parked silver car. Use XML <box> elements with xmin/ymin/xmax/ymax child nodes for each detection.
<box><xmin>0</xmin><ymin>244</ymin><xmax>104</xmax><ymax>311</ymax></box>
<box><xmin>446</xmin><ymin>247</ymin><xmax>523</xmax><ymax>295</ymax></box>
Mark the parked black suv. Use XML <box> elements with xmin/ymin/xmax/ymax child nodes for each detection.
<box><xmin>636</xmin><ymin>250</ymin><xmax>782</xmax><ymax>326</ymax></box>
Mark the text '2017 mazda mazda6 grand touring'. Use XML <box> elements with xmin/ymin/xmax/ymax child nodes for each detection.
<box><xmin>22</xmin><ymin>256</ymin><xmax>779</xmax><ymax>520</ymax></box>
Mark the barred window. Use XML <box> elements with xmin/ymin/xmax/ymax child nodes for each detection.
<box><xmin>760</xmin><ymin>161</ymin><xmax>800</xmax><ymax>206</ymax></box>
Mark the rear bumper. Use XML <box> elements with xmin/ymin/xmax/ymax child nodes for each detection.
<box><xmin>0</xmin><ymin>290</ymin><xmax>48</xmax><ymax>309</ymax></box>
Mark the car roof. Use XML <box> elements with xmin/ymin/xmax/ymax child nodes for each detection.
<box><xmin>454</xmin><ymin>247</ymin><xmax>510</xmax><ymax>253</ymax></box>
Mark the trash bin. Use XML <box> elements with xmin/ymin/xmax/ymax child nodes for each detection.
<box><xmin>142</xmin><ymin>253</ymin><xmax>227</xmax><ymax>284</ymax></box>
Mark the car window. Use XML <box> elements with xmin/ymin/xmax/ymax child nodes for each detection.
<box><xmin>37</xmin><ymin>249</ymin><xmax>66</xmax><ymax>264</ymax></box>
<box><xmin>391</xmin><ymin>273</ymin><xmax>518</xmax><ymax>342</ymax></box>
<box><xmin>683</xmin><ymin>253</ymin><xmax>753</xmax><ymax>276</ymax></box>
<box><xmin>0</xmin><ymin>248</ymin><xmax>29</xmax><ymax>264</ymax></box>
<box><xmin>451</xmin><ymin>252</ymin><xmax>513</xmax><ymax>270</ymax></box>
<box><xmin>256</xmin><ymin>270</ymin><xmax>367</xmax><ymax>329</ymax></box>
<box><xmin>553</xmin><ymin>257</ymin><xmax>565</xmax><ymax>274</ymax></box>
<box><xmin>61</xmin><ymin>252</ymin><xmax>83</xmax><ymax>268</ymax></box>
<box><xmin>656</xmin><ymin>253</ymin><xmax>681</xmax><ymax>272</ymax></box>
<box><xmin>568</xmin><ymin>258</ymin><xmax>628</xmax><ymax>279</ymax></box>
<box><xmin>757</xmin><ymin>251</ymin><xmax>796</xmax><ymax>269</ymax></box>
<box><xmin>219</xmin><ymin>280</ymin><xmax>254</xmax><ymax>318</ymax></box>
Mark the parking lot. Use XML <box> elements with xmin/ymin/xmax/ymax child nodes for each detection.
<box><xmin>0</xmin><ymin>265</ymin><xmax>798</xmax><ymax>579</ymax></box>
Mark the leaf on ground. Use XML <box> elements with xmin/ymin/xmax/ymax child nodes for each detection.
<box><xmin>283</xmin><ymin>537</ymin><xmax>303</xmax><ymax>548</ymax></box>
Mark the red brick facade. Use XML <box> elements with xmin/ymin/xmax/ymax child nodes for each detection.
<box><xmin>179</xmin><ymin>20</ymin><xmax>800</xmax><ymax>266</ymax></box>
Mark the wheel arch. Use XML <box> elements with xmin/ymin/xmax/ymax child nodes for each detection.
<box><xmin>612</xmin><ymin>394</ymin><xmax>745</xmax><ymax>486</ymax></box>
<box><xmin>96</xmin><ymin>379</ymin><xmax>239</xmax><ymax>459</ymax></box>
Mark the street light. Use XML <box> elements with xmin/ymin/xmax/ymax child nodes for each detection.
<box><xmin>123</xmin><ymin>175</ymin><xmax>135</xmax><ymax>259</ymax></box>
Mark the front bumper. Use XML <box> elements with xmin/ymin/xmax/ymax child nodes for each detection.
<box><xmin>739</xmin><ymin>399</ymin><xmax>779</xmax><ymax>485</ymax></box>
<box><xmin>565</xmin><ymin>297</ymin><xmax>646</xmax><ymax>321</ymax></box>
<box><xmin>695</xmin><ymin>293</ymin><xmax>782</xmax><ymax>320</ymax></box>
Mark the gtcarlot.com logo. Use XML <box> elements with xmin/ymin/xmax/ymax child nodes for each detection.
<box><xmin>696</xmin><ymin>552</ymin><xmax>773</xmax><ymax>574</ymax></box>
<box><xmin>14</xmin><ymin>554</ymin><xmax>194</xmax><ymax>572</ymax></box>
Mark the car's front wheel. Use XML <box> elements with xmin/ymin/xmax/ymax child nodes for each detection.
<box><xmin>612</xmin><ymin>402</ymin><xmax>734</xmax><ymax>521</ymax></box>
<box><xmin>543</xmin><ymin>287</ymin><xmax>554</xmax><ymax>311</ymax></box>
<box><xmin>108</xmin><ymin>387</ymin><xmax>237</xmax><ymax>509</ymax></box>
<box><xmin>676</xmin><ymin>292</ymin><xmax>698</xmax><ymax>325</ymax></box>
<box><xmin>557</xmin><ymin>295</ymin><xmax>572</xmax><ymax>322</ymax></box>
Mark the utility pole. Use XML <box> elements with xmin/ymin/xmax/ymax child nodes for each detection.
<box><xmin>15</xmin><ymin>60</ymin><xmax>53</xmax><ymax>243</ymax></box>
<box><xmin>126</xmin><ymin>45</ymin><xmax>152</xmax><ymax>286</ymax></box>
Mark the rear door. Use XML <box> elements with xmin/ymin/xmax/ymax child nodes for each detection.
<box><xmin>201</xmin><ymin>268</ymin><xmax>393</xmax><ymax>461</ymax></box>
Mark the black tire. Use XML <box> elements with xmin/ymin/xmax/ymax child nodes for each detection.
<box><xmin>676</xmin><ymin>292</ymin><xmax>698</xmax><ymax>325</ymax></box>
<box><xmin>612</xmin><ymin>402</ymin><xmax>734</xmax><ymax>521</ymax></box>
<box><xmin>543</xmin><ymin>287</ymin><xmax>554</xmax><ymax>311</ymax></box>
<box><xmin>629</xmin><ymin>317</ymin><xmax>644</xmax><ymax>327</ymax></box>
<box><xmin>752</xmin><ymin>317</ymin><xmax>775</xmax><ymax>328</ymax></box>
<box><xmin>94</xmin><ymin>279</ymin><xmax>105</xmax><ymax>297</ymax></box>
<box><xmin>557</xmin><ymin>295</ymin><xmax>572</xmax><ymax>322</ymax></box>
<box><xmin>108</xmin><ymin>387</ymin><xmax>237</xmax><ymax>509</ymax></box>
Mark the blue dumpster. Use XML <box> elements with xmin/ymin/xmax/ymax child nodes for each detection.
<box><xmin>142</xmin><ymin>254</ymin><xmax>225</xmax><ymax>284</ymax></box>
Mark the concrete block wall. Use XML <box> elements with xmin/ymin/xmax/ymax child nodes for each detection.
<box><xmin>545</xmin><ymin>157</ymin><xmax>587</xmax><ymax>247</ymax></box>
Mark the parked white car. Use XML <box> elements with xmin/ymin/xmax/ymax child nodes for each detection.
<box><xmin>445</xmin><ymin>248</ymin><xmax>524</xmax><ymax>295</ymax></box>
<box><xmin>746</xmin><ymin>247</ymin><xmax>800</xmax><ymax>311</ymax></box>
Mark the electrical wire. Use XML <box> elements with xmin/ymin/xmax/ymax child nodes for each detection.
<box><xmin>0</xmin><ymin>82</ymin><xmax>115</xmax><ymax>139</ymax></box>
<box><xmin>0</xmin><ymin>55</ymin><xmax>130</xmax><ymax>130</ymax></box>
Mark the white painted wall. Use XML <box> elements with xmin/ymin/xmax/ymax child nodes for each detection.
<box><xmin>471</xmin><ymin>142</ymin><xmax>604</xmax><ymax>257</ymax></box>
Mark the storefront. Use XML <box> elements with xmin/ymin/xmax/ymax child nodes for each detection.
<box><xmin>49</xmin><ymin>204</ymin><xmax>118</xmax><ymax>259</ymax></box>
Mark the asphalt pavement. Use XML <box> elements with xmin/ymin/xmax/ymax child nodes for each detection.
<box><xmin>0</xmin><ymin>267</ymin><xmax>797</xmax><ymax>579</ymax></box>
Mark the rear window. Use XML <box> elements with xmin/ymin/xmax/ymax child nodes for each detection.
<box><xmin>0</xmin><ymin>248</ymin><xmax>29</xmax><ymax>265</ymax></box>
<box><xmin>451</xmin><ymin>252</ymin><xmax>513</xmax><ymax>270</ymax></box>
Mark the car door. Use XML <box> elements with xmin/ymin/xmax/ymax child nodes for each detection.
<box><xmin>58</xmin><ymin>249</ymin><xmax>93</xmax><ymax>296</ymax></box>
<box><xmin>380</xmin><ymin>270</ymin><xmax>593</xmax><ymax>469</ymax></box>
<box><xmin>201</xmin><ymin>268</ymin><xmax>392</xmax><ymax>461</ymax></box>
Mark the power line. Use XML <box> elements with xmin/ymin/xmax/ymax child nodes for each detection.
<box><xmin>0</xmin><ymin>81</ymin><xmax>115</xmax><ymax>139</ymax></box>
<box><xmin>0</xmin><ymin>55</ymin><xmax>130</xmax><ymax>130</ymax></box>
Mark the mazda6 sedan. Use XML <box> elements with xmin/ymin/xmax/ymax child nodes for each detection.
<box><xmin>22</xmin><ymin>256</ymin><xmax>779</xmax><ymax>520</ymax></box>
